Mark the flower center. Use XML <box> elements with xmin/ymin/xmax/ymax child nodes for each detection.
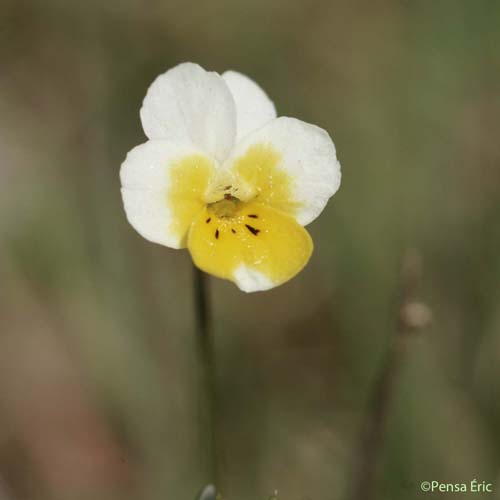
<box><xmin>204</xmin><ymin>196</ymin><xmax>263</xmax><ymax>241</ymax></box>
<box><xmin>207</xmin><ymin>195</ymin><xmax>242</xmax><ymax>219</ymax></box>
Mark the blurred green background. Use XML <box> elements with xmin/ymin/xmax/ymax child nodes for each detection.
<box><xmin>1</xmin><ymin>1</ymin><xmax>500</xmax><ymax>499</ymax></box>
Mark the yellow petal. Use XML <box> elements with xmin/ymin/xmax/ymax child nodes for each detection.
<box><xmin>187</xmin><ymin>201</ymin><xmax>313</xmax><ymax>292</ymax></box>
<box><xmin>231</xmin><ymin>143</ymin><xmax>302</xmax><ymax>217</ymax></box>
<box><xmin>167</xmin><ymin>154</ymin><xmax>216</xmax><ymax>247</ymax></box>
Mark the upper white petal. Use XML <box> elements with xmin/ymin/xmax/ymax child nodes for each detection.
<box><xmin>225</xmin><ymin>117</ymin><xmax>341</xmax><ymax>226</ymax></box>
<box><xmin>120</xmin><ymin>139</ymin><xmax>214</xmax><ymax>249</ymax></box>
<box><xmin>222</xmin><ymin>70</ymin><xmax>277</xmax><ymax>141</ymax></box>
<box><xmin>140</xmin><ymin>62</ymin><xmax>237</xmax><ymax>163</ymax></box>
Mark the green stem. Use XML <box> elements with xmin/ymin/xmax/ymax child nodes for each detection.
<box><xmin>193</xmin><ymin>266</ymin><xmax>218</xmax><ymax>487</ymax></box>
<box><xmin>349</xmin><ymin>250</ymin><xmax>426</xmax><ymax>500</ymax></box>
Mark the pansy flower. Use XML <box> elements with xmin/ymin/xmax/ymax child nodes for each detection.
<box><xmin>120</xmin><ymin>63</ymin><xmax>341</xmax><ymax>292</ymax></box>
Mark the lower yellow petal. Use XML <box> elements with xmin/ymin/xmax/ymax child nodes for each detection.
<box><xmin>187</xmin><ymin>201</ymin><xmax>313</xmax><ymax>292</ymax></box>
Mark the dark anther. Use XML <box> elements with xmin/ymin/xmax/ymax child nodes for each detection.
<box><xmin>206</xmin><ymin>217</ymin><xmax>211</xmax><ymax>223</ymax></box>
<box><xmin>224</xmin><ymin>185</ymin><xmax>232</xmax><ymax>190</ymax></box>
<box><xmin>231</xmin><ymin>229</ymin><xmax>236</xmax><ymax>234</ymax></box>
<box><xmin>215</xmin><ymin>229</ymin><xmax>219</xmax><ymax>239</ymax></box>
<box><xmin>248</xmin><ymin>214</ymin><xmax>258</xmax><ymax>218</ymax></box>
<box><xmin>245</xmin><ymin>224</ymin><xmax>260</xmax><ymax>236</ymax></box>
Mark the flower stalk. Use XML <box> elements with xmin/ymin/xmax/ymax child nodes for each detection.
<box><xmin>193</xmin><ymin>267</ymin><xmax>219</xmax><ymax>487</ymax></box>
<box><xmin>349</xmin><ymin>249</ymin><xmax>431</xmax><ymax>500</ymax></box>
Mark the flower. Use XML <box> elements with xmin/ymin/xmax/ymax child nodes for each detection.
<box><xmin>120</xmin><ymin>62</ymin><xmax>341</xmax><ymax>292</ymax></box>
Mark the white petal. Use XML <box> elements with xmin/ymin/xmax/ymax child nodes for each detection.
<box><xmin>121</xmin><ymin>188</ymin><xmax>175</xmax><ymax>246</ymax></box>
<box><xmin>233</xmin><ymin>265</ymin><xmax>276</xmax><ymax>293</ymax></box>
<box><xmin>140</xmin><ymin>62</ymin><xmax>237</xmax><ymax>163</ymax></box>
<box><xmin>120</xmin><ymin>140</ymin><xmax>215</xmax><ymax>249</ymax></box>
<box><xmin>225</xmin><ymin>117</ymin><xmax>341</xmax><ymax>226</ymax></box>
<box><xmin>222</xmin><ymin>70</ymin><xmax>277</xmax><ymax>141</ymax></box>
